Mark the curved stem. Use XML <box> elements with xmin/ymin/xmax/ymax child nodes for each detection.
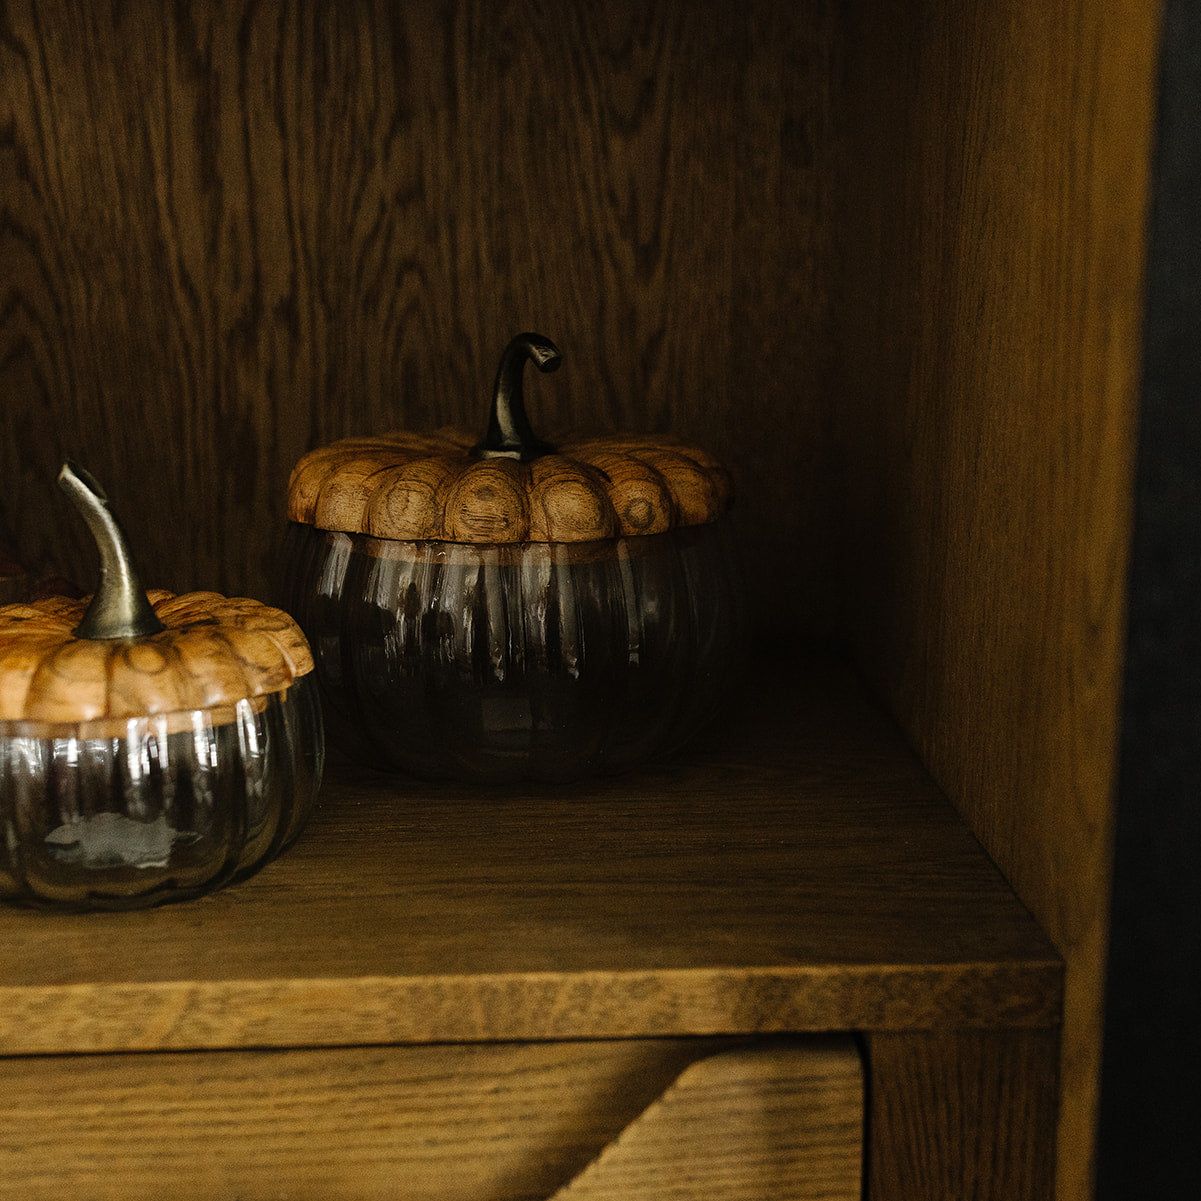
<box><xmin>474</xmin><ymin>332</ymin><xmax>562</xmax><ymax>461</ymax></box>
<box><xmin>58</xmin><ymin>462</ymin><xmax>164</xmax><ymax>640</ymax></box>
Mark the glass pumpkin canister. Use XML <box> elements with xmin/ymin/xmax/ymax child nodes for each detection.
<box><xmin>0</xmin><ymin>464</ymin><xmax>324</xmax><ymax>910</ymax></box>
<box><xmin>282</xmin><ymin>333</ymin><xmax>745</xmax><ymax>783</ymax></box>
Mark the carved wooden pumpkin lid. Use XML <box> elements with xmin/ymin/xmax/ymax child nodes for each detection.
<box><xmin>287</xmin><ymin>334</ymin><xmax>734</xmax><ymax>543</ymax></box>
<box><xmin>0</xmin><ymin>466</ymin><xmax>313</xmax><ymax>726</ymax></box>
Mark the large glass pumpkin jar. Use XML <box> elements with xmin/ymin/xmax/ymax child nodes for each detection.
<box><xmin>0</xmin><ymin>466</ymin><xmax>324</xmax><ymax>911</ymax></box>
<box><xmin>283</xmin><ymin>333</ymin><xmax>745</xmax><ymax>783</ymax></box>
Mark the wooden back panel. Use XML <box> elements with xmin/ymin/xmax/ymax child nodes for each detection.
<box><xmin>837</xmin><ymin>3</ymin><xmax>1160</xmax><ymax>1199</ymax></box>
<box><xmin>0</xmin><ymin>0</ymin><xmax>836</xmax><ymax>634</ymax></box>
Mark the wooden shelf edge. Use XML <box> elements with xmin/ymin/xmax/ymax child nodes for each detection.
<box><xmin>0</xmin><ymin>960</ymin><xmax>1061</xmax><ymax>1057</ymax></box>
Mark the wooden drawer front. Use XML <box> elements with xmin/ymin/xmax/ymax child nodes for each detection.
<box><xmin>0</xmin><ymin>1037</ymin><xmax>861</xmax><ymax>1201</ymax></box>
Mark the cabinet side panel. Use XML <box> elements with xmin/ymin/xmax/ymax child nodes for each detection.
<box><xmin>838</xmin><ymin>3</ymin><xmax>1160</xmax><ymax>1199</ymax></box>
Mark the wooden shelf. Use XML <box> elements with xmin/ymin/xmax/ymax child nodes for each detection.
<box><xmin>0</xmin><ymin>657</ymin><xmax>1060</xmax><ymax>1056</ymax></box>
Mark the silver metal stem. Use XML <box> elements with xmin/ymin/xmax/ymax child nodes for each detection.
<box><xmin>57</xmin><ymin>462</ymin><xmax>164</xmax><ymax>640</ymax></box>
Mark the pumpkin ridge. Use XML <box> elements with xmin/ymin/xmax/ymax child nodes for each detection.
<box><xmin>355</xmin><ymin>461</ymin><xmax>424</xmax><ymax>531</ymax></box>
<box><xmin>440</xmin><ymin>459</ymin><xmax>532</xmax><ymax>544</ymax></box>
<box><xmin>527</xmin><ymin>455</ymin><xmax>618</xmax><ymax>542</ymax></box>
<box><xmin>0</xmin><ymin>603</ymin><xmax>76</xmax><ymax>632</ymax></box>
<box><xmin>0</xmin><ymin>633</ymin><xmax>62</xmax><ymax>719</ymax></box>
<box><xmin>212</xmin><ymin>624</ymin><xmax>260</xmax><ymax>702</ymax></box>
<box><xmin>572</xmin><ymin>450</ymin><xmax>678</xmax><ymax>537</ymax></box>
<box><xmin>622</xmin><ymin>446</ymin><xmax>719</xmax><ymax>527</ymax></box>
<box><xmin>107</xmin><ymin>638</ymin><xmax>190</xmax><ymax>719</ymax></box>
<box><xmin>661</xmin><ymin>444</ymin><xmax>735</xmax><ymax>508</ymax></box>
<box><xmin>214</xmin><ymin>616</ymin><xmax>291</xmax><ymax>698</ymax></box>
<box><xmin>619</xmin><ymin>454</ymin><xmax>668</xmax><ymax>518</ymax></box>
<box><xmin>172</xmin><ymin>622</ymin><xmax>255</xmax><ymax>711</ymax></box>
<box><xmin>27</xmin><ymin>640</ymin><xmax>110</xmax><ymax>723</ymax></box>
<box><xmin>364</xmin><ymin>455</ymin><xmax>461</xmax><ymax>541</ymax></box>
<box><xmin>288</xmin><ymin>447</ymin><xmax>383</xmax><ymax>523</ymax></box>
<box><xmin>312</xmin><ymin>452</ymin><xmax>411</xmax><ymax>532</ymax></box>
<box><xmin>252</xmin><ymin>613</ymin><xmax>316</xmax><ymax>679</ymax></box>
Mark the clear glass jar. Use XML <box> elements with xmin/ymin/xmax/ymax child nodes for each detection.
<box><xmin>282</xmin><ymin>521</ymin><xmax>746</xmax><ymax>782</ymax></box>
<box><xmin>0</xmin><ymin>676</ymin><xmax>323</xmax><ymax>910</ymax></box>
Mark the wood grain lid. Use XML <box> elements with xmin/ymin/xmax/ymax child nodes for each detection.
<box><xmin>0</xmin><ymin>590</ymin><xmax>313</xmax><ymax>725</ymax></box>
<box><xmin>0</xmin><ymin>465</ymin><xmax>313</xmax><ymax>726</ymax></box>
<box><xmin>287</xmin><ymin>334</ymin><xmax>734</xmax><ymax>544</ymax></box>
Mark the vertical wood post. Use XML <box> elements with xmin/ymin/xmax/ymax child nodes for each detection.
<box><xmin>866</xmin><ymin>1029</ymin><xmax>1059</xmax><ymax>1201</ymax></box>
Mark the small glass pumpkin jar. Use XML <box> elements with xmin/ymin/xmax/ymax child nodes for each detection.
<box><xmin>0</xmin><ymin>465</ymin><xmax>324</xmax><ymax>910</ymax></box>
<box><xmin>282</xmin><ymin>333</ymin><xmax>745</xmax><ymax>783</ymax></box>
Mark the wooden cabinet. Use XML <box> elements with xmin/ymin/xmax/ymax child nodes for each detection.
<box><xmin>0</xmin><ymin>1</ymin><xmax>1164</xmax><ymax>1197</ymax></box>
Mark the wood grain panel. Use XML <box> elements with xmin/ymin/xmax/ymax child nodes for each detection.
<box><xmin>0</xmin><ymin>1038</ymin><xmax>753</xmax><ymax>1201</ymax></box>
<box><xmin>551</xmin><ymin>1040</ymin><xmax>862</xmax><ymax>1200</ymax></box>
<box><xmin>837</xmin><ymin>4</ymin><xmax>1160</xmax><ymax>1199</ymax></box>
<box><xmin>0</xmin><ymin>1038</ymin><xmax>862</xmax><ymax>1200</ymax></box>
<box><xmin>867</xmin><ymin>1029</ymin><xmax>1058</xmax><ymax>1201</ymax></box>
<box><xmin>0</xmin><ymin>0</ymin><xmax>836</xmax><ymax>635</ymax></box>
<box><xmin>0</xmin><ymin>659</ymin><xmax>1059</xmax><ymax>1056</ymax></box>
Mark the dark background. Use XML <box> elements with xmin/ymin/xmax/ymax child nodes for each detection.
<box><xmin>1097</xmin><ymin>0</ymin><xmax>1201</xmax><ymax>1194</ymax></box>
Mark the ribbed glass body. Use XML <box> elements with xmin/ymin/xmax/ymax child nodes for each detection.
<box><xmin>282</xmin><ymin>521</ymin><xmax>745</xmax><ymax>782</ymax></box>
<box><xmin>0</xmin><ymin>676</ymin><xmax>323</xmax><ymax>910</ymax></box>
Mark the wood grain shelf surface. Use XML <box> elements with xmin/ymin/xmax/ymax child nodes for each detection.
<box><xmin>0</xmin><ymin>658</ymin><xmax>1060</xmax><ymax>1056</ymax></box>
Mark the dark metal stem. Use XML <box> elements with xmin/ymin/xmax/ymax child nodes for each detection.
<box><xmin>473</xmin><ymin>332</ymin><xmax>562</xmax><ymax>461</ymax></box>
<box><xmin>57</xmin><ymin>462</ymin><xmax>164</xmax><ymax>640</ymax></box>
